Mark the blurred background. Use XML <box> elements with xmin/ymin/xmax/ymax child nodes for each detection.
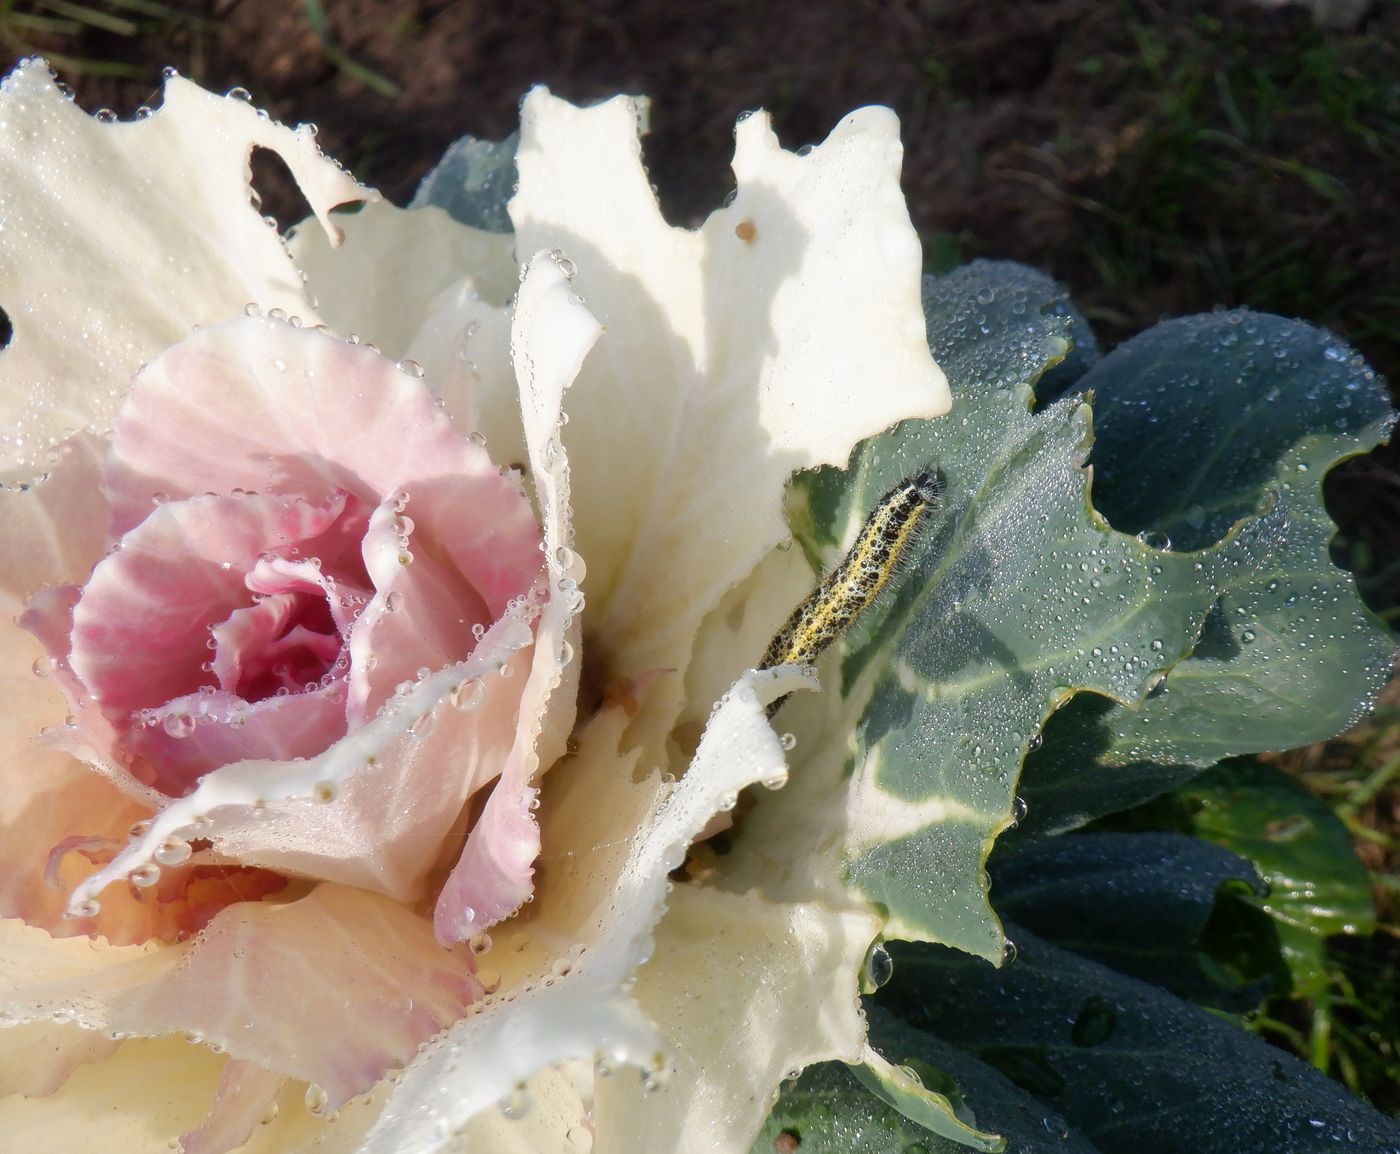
<box><xmin>4</xmin><ymin>0</ymin><xmax>1398</xmax><ymax>1119</ymax></box>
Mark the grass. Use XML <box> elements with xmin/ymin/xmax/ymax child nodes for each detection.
<box><xmin>1059</xmin><ymin>8</ymin><xmax>1400</xmax><ymax>379</ymax></box>
<box><xmin>1270</xmin><ymin>699</ymin><xmax>1400</xmax><ymax>1114</ymax></box>
<box><xmin>1</xmin><ymin>0</ymin><xmax>397</xmax><ymax>94</ymax></box>
<box><xmin>0</xmin><ymin>0</ymin><xmax>212</xmax><ymax>78</ymax></box>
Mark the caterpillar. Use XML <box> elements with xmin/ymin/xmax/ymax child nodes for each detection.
<box><xmin>762</xmin><ymin>465</ymin><xmax>945</xmax><ymax>716</ymax></box>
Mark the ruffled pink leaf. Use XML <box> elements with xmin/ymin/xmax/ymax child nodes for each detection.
<box><xmin>0</xmin><ymin>725</ymin><xmax>285</xmax><ymax>945</ymax></box>
<box><xmin>66</xmin><ymin>615</ymin><xmax>536</xmax><ymax>908</ymax></box>
<box><xmin>122</xmin><ymin>687</ymin><xmax>349</xmax><ymax>798</ymax></box>
<box><xmin>243</xmin><ymin>554</ymin><xmax>372</xmax><ymax>638</ymax></box>
<box><xmin>347</xmin><ymin>495</ymin><xmax>496</xmax><ymax>723</ymax></box>
<box><xmin>1</xmin><ymin>885</ymin><xmax>482</xmax><ymax>1113</ymax></box>
<box><xmin>0</xmin><ymin>1021</ymin><xmax>118</xmax><ymax>1098</ymax></box>
<box><xmin>177</xmin><ymin>1059</ymin><xmax>284</xmax><ymax>1154</ymax></box>
<box><xmin>107</xmin><ymin>319</ymin><xmax>542</xmax><ymax>621</ymax></box>
<box><xmin>433</xmin><ymin>253</ymin><xmax>597</xmax><ymax>943</ymax></box>
<box><xmin>0</xmin><ymin>432</ymin><xmax>110</xmax><ymax>602</ymax></box>
<box><xmin>68</xmin><ymin>488</ymin><xmax>354</xmax><ymax>725</ymax></box>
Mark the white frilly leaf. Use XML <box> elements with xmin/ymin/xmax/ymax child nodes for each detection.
<box><xmin>0</xmin><ymin>61</ymin><xmax>371</xmax><ymax>480</ymax></box>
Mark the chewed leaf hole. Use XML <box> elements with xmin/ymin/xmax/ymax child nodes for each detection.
<box><xmin>250</xmin><ymin>145</ymin><xmax>315</xmax><ymax>236</ymax></box>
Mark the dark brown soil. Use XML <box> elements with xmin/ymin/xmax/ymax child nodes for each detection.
<box><xmin>15</xmin><ymin>1</ymin><xmax>1400</xmax><ymax>376</ymax></box>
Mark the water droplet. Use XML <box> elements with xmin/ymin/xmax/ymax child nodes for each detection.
<box><xmin>469</xmin><ymin>932</ymin><xmax>493</xmax><ymax>956</ymax></box>
<box><xmin>314</xmin><ymin>781</ymin><xmax>337</xmax><ymax>803</ymax></box>
<box><xmin>640</xmin><ymin>1058</ymin><xmax>671</xmax><ymax>1094</ymax></box>
<box><xmin>162</xmin><ymin>713</ymin><xmax>196</xmax><ymax>739</ymax></box>
<box><xmin>499</xmin><ymin>1082</ymin><xmax>532</xmax><ymax>1119</ymax></box>
<box><xmin>71</xmin><ymin>898</ymin><xmax>101</xmax><ymax>918</ymax></box>
<box><xmin>31</xmin><ymin>655</ymin><xmax>55</xmax><ymax>677</ymax></box>
<box><xmin>153</xmin><ymin>837</ymin><xmax>192</xmax><ymax>866</ymax></box>
<box><xmin>1002</xmin><ymin>939</ymin><xmax>1019</xmax><ymax>964</ymax></box>
<box><xmin>1241</xmin><ymin>629</ymin><xmax>1257</xmax><ymax>644</ymax></box>
<box><xmin>450</xmin><ymin>679</ymin><xmax>485</xmax><ymax>711</ymax></box>
<box><xmin>779</xmin><ymin>732</ymin><xmax>797</xmax><ymax>752</ymax></box>
<box><xmin>1071</xmin><ymin>995</ymin><xmax>1117</xmax><ymax>1046</ymax></box>
<box><xmin>129</xmin><ymin>863</ymin><xmax>161</xmax><ymax>888</ymax></box>
<box><xmin>549</xmin><ymin>250</ymin><xmax>578</xmax><ymax>280</ymax></box>
<box><xmin>863</xmin><ymin>943</ymin><xmax>893</xmax><ymax>989</ymax></box>
<box><xmin>304</xmin><ymin>1083</ymin><xmax>329</xmax><ymax>1115</ymax></box>
<box><xmin>396</xmin><ymin>358</ymin><xmax>424</xmax><ymax>378</ymax></box>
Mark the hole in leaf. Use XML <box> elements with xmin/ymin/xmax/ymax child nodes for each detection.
<box><xmin>249</xmin><ymin>146</ymin><xmax>315</xmax><ymax>237</ymax></box>
<box><xmin>0</xmin><ymin>304</ymin><xmax>11</xmax><ymax>351</ymax></box>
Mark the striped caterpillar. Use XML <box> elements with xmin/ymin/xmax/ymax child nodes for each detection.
<box><xmin>762</xmin><ymin>466</ymin><xmax>945</xmax><ymax>715</ymax></box>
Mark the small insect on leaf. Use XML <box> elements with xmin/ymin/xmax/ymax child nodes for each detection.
<box><xmin>761</xmin><ymin>465</ymin><xmax>946</xmax><ymax>716</ymax></box>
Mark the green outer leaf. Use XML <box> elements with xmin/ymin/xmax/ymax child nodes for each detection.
<box><xmin>751</xmin><ymin>1060</ymin><xmax>955</xmax><ymax>1154</ymax></box>
<box><xmin>784</xmin><ymin>263</ymin><xmax>1284</xmax><ymax>958</ymax></box>
<box><xmin>851</xmin><ymin>1045</ymin><xmax>1002</xmax><ymax>1152</ymax></box>
<box><xmin>990</xmin><ymin>831</ymin><xmax>1266</xmax><ymax>1008</ymax></box>
<box><xmin>882</xmin><ymin>932</ymin><xmax>1400</xmax><ymax>1154</ymax></box>
<box><xmin>753</xmin><ymin>1005</ymin><xmax>1102</xmax><ymax>1154</ymax></box>
<box><xmin>1015</xmin><ymin>312</ymin><xmax>1396</xmax><ymax>839</ymax></box>
<box><xmin>410</xmin><ymin>131</ymin><xmax>519</xmax><ymax>233</ymax></box>
<box><xmin>861</xmin><ymin>1006</ymin><xmax>1103</xmax><ymax>1154</ymax></box>
<box><xmin>1175</xmin><ymin>759</ymin><xmax>1378</xmax><ymax>999</ymax></box>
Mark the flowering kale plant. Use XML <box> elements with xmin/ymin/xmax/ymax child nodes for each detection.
<box><xmin>0</xmin><ymin>59</ymin><xmax>1396</xmax><ymax>1154</ymax></box>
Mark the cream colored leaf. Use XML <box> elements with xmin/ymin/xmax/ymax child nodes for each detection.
<box><xmin>0</xmin><ymin>60</ymin><xmax>370</xmax><ymax>480</ymax></box>
<box><xmin>593</xmin><ymin>885</ymin><xmax>878</xmax><ymax>1153</ymax></box>
<box><xmin>0</xmin><ymin>1036</ymin><xmax>381</xmax><ymax>1154</ymax></box>
<box><xmin>360</xmin><ymin>664</ymin><xmax>813</xmax><ymax>1153</ymax></box>
<box><xmin>287</xmin><ymin>200</ymin><xmax>525</xmax><ymax>460</ymax></box>
<box><xmin>510</xmin><ymin>90</ymin><xmax>949</xmax><ymax>755</ymax></box>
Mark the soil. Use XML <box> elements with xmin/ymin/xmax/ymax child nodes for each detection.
<box><xmin>18</xmin><ymin>1</ymin><xmax>1400</xmax><ymax>372</ymax></box>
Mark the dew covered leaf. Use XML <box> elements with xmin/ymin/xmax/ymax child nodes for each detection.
<box><xmin>1152</xmin><ymin>759</ymin><xmax>1377</xmax><ymax>1000</ymax></box>
<box><xmin>734</xmin><ymin>262</ymin><xmax>1284</xmax><ymax>960</ymax></box>
<box><xmin>411</xmin><ymin>130</ymin><xmax>519</xmax><ymax>233</ymax></box>
<box><xmin>989</xmin><ymin>831</ymin><xmax>1267</xmax><ymax>1009</ymax></box>
<box><xmin>1015</xmin><ymin>312</ymin><xmax>1396</xmax><ymax>838</ymax></box>
<box><xmin>879</xmin><ymin>931</ymin><xmax>1400</xmax><ymax>1154</ymax></box>
<box><xmin>753</xmin><ymin>1000</ymin><xmax>1108</xmax><ymax>1154</ymax></box>
<box><xmin>751</xmin><ymin>1059</ymin><xmax>953</xmax><ymax>1154</ymax></box>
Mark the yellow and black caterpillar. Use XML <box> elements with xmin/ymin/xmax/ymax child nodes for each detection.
<box><xmin>762</xmin><ymin>465</ymin><xmax>945</xmax><ymax>714</ymax></box>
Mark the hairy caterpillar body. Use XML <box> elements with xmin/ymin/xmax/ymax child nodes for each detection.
<box><xmin>761</xmin><ymin>466</ymin><xmax>945</xmax><ymax>715</ymax></box>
